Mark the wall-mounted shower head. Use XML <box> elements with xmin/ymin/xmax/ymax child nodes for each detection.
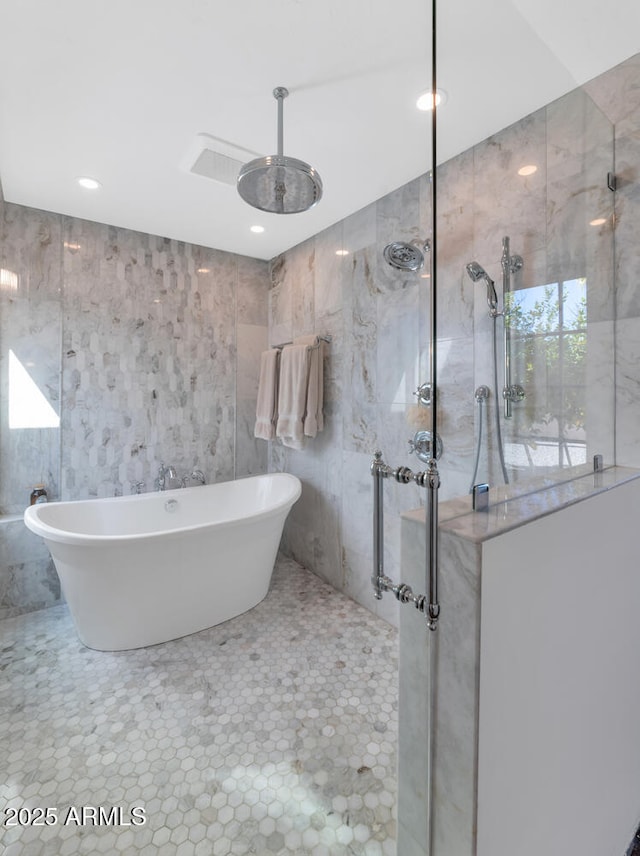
<box><xmin>465</xmin><ymin>261</ymin><xmax>499</xmax><ymax>315</ymax></box>
<box><xmin>383</xmin><ymin>239</ymin><xmax>430</xmax><ymax>272</ymax></box>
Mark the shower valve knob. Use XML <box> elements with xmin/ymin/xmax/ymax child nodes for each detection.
<box><xmin>503</xmin><ymin>384</ymin><xmax>526</xmax><ymax>403</ymax></box>
<box><xmin>408</xmin><ymin>430</ymin><xmax>443</xmax><ymax>463</ymax></box>
<box><xmin>413</xmin><ymin>382</ymin><xmax>433</xmax><ymax>406</ymax></box>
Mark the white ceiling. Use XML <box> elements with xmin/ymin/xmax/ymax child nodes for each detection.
<box><xmin>0</xmin><ymin>0</ymin><xmax>638</xmax><ymax>260</ymax></box>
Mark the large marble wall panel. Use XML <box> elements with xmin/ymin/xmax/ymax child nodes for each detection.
<box><xmin>436</xmin><ymin>336</ymin><xmax>476</xmax><ymax>498</ymax></box>
<box><xmin>437</xmin><ymin>151</ymin><xmax>475</xmax><ymax>342</ymax></box>
<box><xmin>613</xmin><ymin>126</ymin><xmax>640</xmax><ymax>321</ymax></box>
<box><xmin>314</xmin><ymin>221</ymin><xmax>344</xmax><ymax>318</ymax></box>
<box><xmin>580</xmin><ymin>54</ymin><xmax>640</xmax><ymax>470</ymax></box>
<box><xmin>472</xmin><ymin>110</ymin><xmax>547</xmax><ymax>267</ymax></box>
<box><xmin>343</xmin><ymin>246</ymin><xmax>379</xmax><ymax>453</ymax></box>
<box><xmin>546</xmin><ymin>88</ymin><xmax>615</xmax><ymax>320</ymax></box>
<box><xmin>584</xmin><ymin>52</ymin><xmax>640</xmax><ymax>129</ymax></box>
<box><xmin>237</xmin><ymin>255</ymin><xmax>269</xmax><ymax>326</ymax></box>
<box><xmin>585</xmin><ymin>319</ymin><xmax>615</xmax><ymax>464</ymax></box>
<box><xmin>0</xmin><ymin>204</ymin><xmax>63</xmax><ymax>514</ymax></box>
<box><xmin>0</xmin><ymin>519</ymin><xmax>60</xmax><ymax>618</ymax></box>
<box><xmin>268</xmin><ymin>178</ymin><xmax>433</xmax><ymax>629</ymax></box>
<box><xmin>235</xmin><ymin>257</ymin><xmax>269</xmax><ymax>477</ymax></box>
<box><xmin>615</xmin><ymin>317</ymin><xmax>640</xmax><ymax>467</ymax></box>
<box><xmin>236</xmin><ymin>322</ymin><xmax>268</xmax><ymax>478</ymax></box>
<box><xmin>399</xmin><ymin>512</ymin><xmax>481</xmax><ymax>856</ymax></box>
<box><xmin>606</xmin><ymin>60</ymin><xmax>640</xmax><ymax>468</ymax></box>
<box><xmin>598</xmin><ymin>65</ymin><xmax>640</xmax><ymax>325</ymax></box>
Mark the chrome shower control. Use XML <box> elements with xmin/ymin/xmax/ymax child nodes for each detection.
<box><xmin>414</xmin><ymin>381</ymin><xmax>433</xmax><ymax>406</ymax></box>
<box><xmin>408</xmin><ymin>429</ymin><xmax>443</xmax><ymax>462</ymax></box>
<box><xmin>503</xmin><ymin>384</ymin><xmax>526</xmax><ymax>402</ymax></box>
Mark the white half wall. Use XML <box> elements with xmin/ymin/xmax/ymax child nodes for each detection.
<box><xmin>478</xmin><ymin>478</ymin><xmax>640</xmax><ymax>856</ymax></box>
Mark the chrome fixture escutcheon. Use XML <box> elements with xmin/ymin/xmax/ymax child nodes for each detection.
<box><xmin>414</xmin><ymin>381</ymin><xmax>433</xmax><ymax>406</ymax></box>
<box><xmin>503</xmin><ymin>384</ymin><xmax>526</xmax><ymax>402</ymax></box>
<box><xmin>408</xmin><ymin>429</ymin><xmax>443</xmax><ymax>463</ymax></box>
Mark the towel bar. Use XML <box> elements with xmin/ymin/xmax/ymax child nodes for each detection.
<box><xmin>271</xmin><ymin>334</ymin><xmax>332</xmax><ymax>350</ymax></box>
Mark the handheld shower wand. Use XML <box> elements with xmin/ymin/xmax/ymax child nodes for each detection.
<box><xmin>466</xmin><ymin>261</ymin><xmax>500</xmax><ymax>316</ymax></box>
<box><xmin>465</xmin><ymin>259</ymin><xmax>509</xmax><ymax>485</ymax></box>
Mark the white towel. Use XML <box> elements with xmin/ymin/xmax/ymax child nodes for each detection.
<box><xmin>294</xmin><ymin>334</ymin><xmax>324</xmax><ymax>437</ymax></box>
<box><xmin>276</xmin><ymin>344</ymin><xmax>311</xmax><ymax>449</ymax></box>
<box><xmin>254</xmin><ymin>349</ymin><xmax>280</xmax><ymax>440</ymax></box>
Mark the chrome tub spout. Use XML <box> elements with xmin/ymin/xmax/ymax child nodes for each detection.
<box><xmin>155</xmin><ymin>463</ymin><xmax>178</xmax><ymax>491</ymax></box>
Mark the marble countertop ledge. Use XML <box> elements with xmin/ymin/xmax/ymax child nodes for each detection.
<box><xmin>402</xmin><ymin>466</ymin><xmax>640</xmax><ymax>544</ymax></box>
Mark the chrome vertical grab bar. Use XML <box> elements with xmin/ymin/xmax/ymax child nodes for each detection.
<box><xmin>371</xmin><ymin>451</ymin><xmax>387</xmax><ymax>600</ymax></box>
<box><xmin>426</xmin><ymin>459</ymin><xmax>440</xmax><ymax>630</ymax></box>
<box><xmin>502</xmin><ymin>236</ymin><xmax>513</xmax><ymax>419</ymax></box>
<box><xmin>370</xmin><ymin>450</ymin><xmax>440</xmax><ymax>627</ymax></box>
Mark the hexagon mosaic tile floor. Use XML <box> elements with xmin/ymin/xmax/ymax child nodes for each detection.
<box><xmin>0</xmin><ymin>556</ymin><xmax>398</xmax><ymax>855</ymax></box>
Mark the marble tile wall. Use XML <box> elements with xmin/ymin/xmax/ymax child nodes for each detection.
<box><xmin>0</xmin><ymin>204</ymin><xmax>63</xmax><ymax>513</ymax></box>
<box><xmin>60</xmin><ymin>218</ymin><xmax>268</xmax><ymax>498</ymax></box>
<box><xmin>267</xmin><ymin>179</ymin><xmax>433</xmax><ymax>630</ymax></box>
<box><xmin>268</xmin><ymin>56</ymin><xmax>626</xmax><ymax>626</ymax></box>
<box><xmin>584</xmin><ymin>53</ymin><xmax>640</xmax><ymax>468</ymax></box>
<box><xmin>469</xmin><ymin>84</ymin><xmax>615</xmax><ymax>489</ymax></box>
<box><xmin>0</xmin><ymin>518</ymin><xmax>60</xmax><ymax>620</ymax></box>
<box><xmin>0</xmin><ymin>199</ymin><xmax>269</xmax><ymax>613</ymax></box>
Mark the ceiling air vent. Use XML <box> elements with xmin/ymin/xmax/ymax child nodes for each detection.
<box><xmin>181</xmin><ymin>134</ymin><xmax>262</xmax><ymax>187</ymax></box>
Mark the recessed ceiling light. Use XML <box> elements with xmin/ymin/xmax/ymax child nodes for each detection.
<box><xmin>250</xmin><ymin>225</ymin><xmax>265</xmax><ymax>234</ymax></box>
<box><xmin>335</xmin><ymin>249</ymin><xmax>349</xmax><ymax>256</ymax></box>
<box><xmin>77</xmin><ymin>176</ymin><xmax>102</xmax><ymax>190</ymax></box>
<box><xmin>590</xmin><ymin>217</ymin><xmax>607</xmax><ymax>226</ymax></box>
<box><xmin>517</xmin><ymin>164</ymin><xmax>538</xmax><ymax>176</ymax></box>
<box><xmin>197</xmin><ymin>267</ymin><xmax>211</xmax><ymax>274</ymax></box>
<box><xmin>416</xmin><ymin>88</ymin><xmax>447</xmax><ymax>111</ymax></box>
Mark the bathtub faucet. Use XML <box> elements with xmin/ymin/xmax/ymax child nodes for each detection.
<box><xmin>181</xmin><ymin>469</ymin><xmax>206</xmax><ymax>487</ymax></box>
<box><xmin>155</xmin><ymin>463</ymin><xmax>178</xmax><ymax>491</ymax></box>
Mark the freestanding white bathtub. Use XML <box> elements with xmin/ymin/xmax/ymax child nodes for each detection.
<box><xmin>24</xmin><ymin>473</ymin><xmax>301</xmax><ymax>651</ymax></box>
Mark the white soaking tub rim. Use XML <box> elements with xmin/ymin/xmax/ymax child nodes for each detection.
<box><xmin>24</xmin><ymin>472</ymin><xmax>301</xmax><ymax>546</ymax></box>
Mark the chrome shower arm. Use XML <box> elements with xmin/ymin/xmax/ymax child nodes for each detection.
<box><xmin>273</xmin><ymin>86</ymin><xmax>287</xmax><ymax>157</ymax></box>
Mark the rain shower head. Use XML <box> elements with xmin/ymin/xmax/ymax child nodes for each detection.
<box><xmin>466</xmin><ymin>261</ymin><xmax>499</xmax><ymax>314</ymax></box>
<box><xmin>383</xmin><ymin>239</ymin><xmax>430</xmax><ymax>272</ymax></box>
<box><xmin>237</xmin><ymin>87</ymin><xmax>323</xmax><ymax>215</ymax></box>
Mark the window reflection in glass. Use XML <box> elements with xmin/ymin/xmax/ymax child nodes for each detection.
<box><xmin>505</xmin><ymin>278</ymin><xmax>587</xmax><ymax>469</ymax></box>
